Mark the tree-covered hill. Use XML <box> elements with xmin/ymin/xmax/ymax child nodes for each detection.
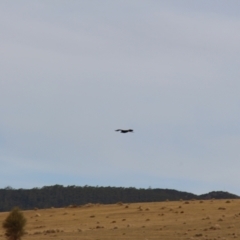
<box><xmin>0</xmin><ymin>185</ymin><xmax>238</xmax><ymax>212</ymax></box>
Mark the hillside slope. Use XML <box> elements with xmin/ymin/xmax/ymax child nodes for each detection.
<box><xmin>1</xmin><ymin>199</ymin><xmax>240</xmax><ymax>240</ymax></box>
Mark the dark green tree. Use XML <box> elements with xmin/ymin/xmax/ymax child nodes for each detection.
<box><xmin>2</xmin><ymin>207</ymin><xmax>27</xmax><ymax>240</ymax></box>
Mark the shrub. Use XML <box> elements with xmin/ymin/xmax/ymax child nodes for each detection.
<box><xmin>2</xmin><ymin>207</ymin><xmax>27</xmax><ymax>240</ymax></box>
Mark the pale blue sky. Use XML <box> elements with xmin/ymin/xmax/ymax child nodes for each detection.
<box><xmin>0</xmin><ymin>1</ymin><xmax>240</xmax><ymax>195</ymax></box>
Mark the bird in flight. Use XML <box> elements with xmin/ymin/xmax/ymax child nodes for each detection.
<box><xmin>115</xmin><ymin>129</ymin><xmax>134</xmax><ymax>133</ymax></box>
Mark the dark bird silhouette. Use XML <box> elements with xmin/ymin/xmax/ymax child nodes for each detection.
<box><xmin>115</xmin><ymin>129</ymin><xmax>133</xmax><ymax>133</ymax></box>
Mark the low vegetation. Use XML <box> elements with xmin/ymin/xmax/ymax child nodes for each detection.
<box><xmin>2</xmin><ymin>207</ymin><xmax>26</xmax><ymax>240</ymax></box>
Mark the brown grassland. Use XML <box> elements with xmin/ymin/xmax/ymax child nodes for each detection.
<box><xmin>0</xmin><ymin>199</ymin><xmax>240</xmax><ymax>240</ymax></box>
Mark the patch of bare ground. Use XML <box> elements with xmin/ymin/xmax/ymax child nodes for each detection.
<box><xmin>0</xmin><ymin>199</ymin><xmax>240</xmax><ymax>239</ymax></box>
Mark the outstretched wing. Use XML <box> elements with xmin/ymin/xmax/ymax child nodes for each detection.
<box><xmin>115</xmin><ymin>129</ymin><xmax>134</xmax><ymax>133</ymax></box>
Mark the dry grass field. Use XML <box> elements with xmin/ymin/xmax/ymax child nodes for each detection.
<box><xmin>0</xmin><ymin>199</ymin><xmax>240</xmax><ymax>240</ymax></box>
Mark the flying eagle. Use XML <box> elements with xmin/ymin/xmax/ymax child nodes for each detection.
<box><xmin>115</xmin><ymin>129</ymin><xmax>133</xmax><ymax>133</ymax></box>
